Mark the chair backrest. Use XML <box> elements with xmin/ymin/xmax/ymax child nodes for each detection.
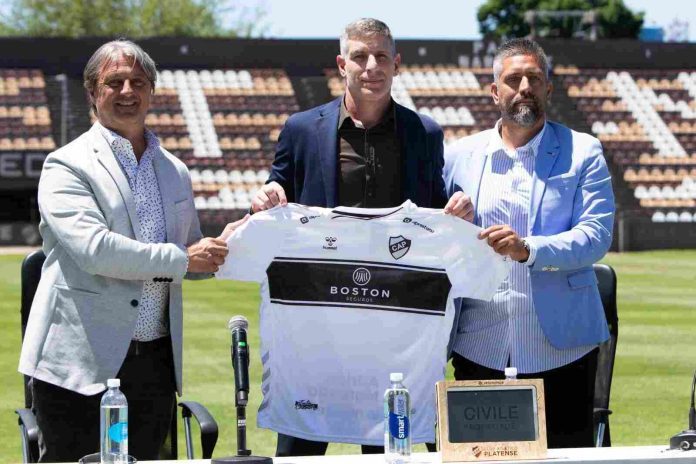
<box><xmin>593</xmin><ymin>263</ymin><xmax>619</xmax><ymax>443</ymax></box>
<box><xmin>20</xmin><ymin>249</ymin><xmax>46</xmax><ymax>409</ymax></box>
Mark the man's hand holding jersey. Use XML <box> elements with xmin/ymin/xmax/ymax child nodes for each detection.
<box><xmin>186</xmin><ymin>215</ymin><xmax>250</xmax><ymax>273</ymax></box>
<box><xmin>252</xmin><ymin>181</ymin><xmax>287</xmax><ymax>213</ymax></box>
<box><xmin>443</xmin><ymin>191</ymin><xmax>474</xmax><ymax>222</ymax></box>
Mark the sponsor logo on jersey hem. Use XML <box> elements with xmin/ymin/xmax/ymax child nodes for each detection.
<box><xmin>389</xmin><ymin>235</ymin><xmax>411</xmax><ymax>259</ymax></box>
<box><xmin>295</xmin><ymin>400</ymin><xmax>319</xmax><ymax>410</ymax></box>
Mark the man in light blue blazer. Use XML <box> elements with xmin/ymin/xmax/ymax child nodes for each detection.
<box><xmin>19</xmin><ymin>40</ymin><xmax>245</xmax><ymax>462</ymax></box>
<box><xmin>443</xmin><ymin>38</ymin><xmax>615</xmax><ymax>448</ymax></box>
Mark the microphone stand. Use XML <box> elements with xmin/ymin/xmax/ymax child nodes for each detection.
<box><xmin>236</xmin><ymin>393</ymin><xmax>251</xmax><ymax>457</ymax></box>
<box><xmin>211</xmin><ymin>393</ymin><xmax>272</xmax><ymax>463</ymax></box>
<box><xmin>669</xmin><ymin>370</ymin><xmax>696</xmax><ymax>451</ymax></box>
<box><xmin>212</xmin><ymin>326</ymin><xmax>273</xmax><ymax>464</ymax></box>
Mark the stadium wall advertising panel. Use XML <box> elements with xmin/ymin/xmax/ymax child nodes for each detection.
<box><xmin>0</xmin><ymin>152</ymin><xmax>47</xmax><ymax>190</ymax></box>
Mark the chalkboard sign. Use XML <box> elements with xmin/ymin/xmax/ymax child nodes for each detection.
<box><xmin>436</xmin><ymin>379</ymin><xmax>547</xmax><ymax>462</ymax></box>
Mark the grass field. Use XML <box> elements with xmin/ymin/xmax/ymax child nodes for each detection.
<box><xmin>1</xmin><ymin>250</ymin><xmax>695</xmax><ymax>461</ymax></box>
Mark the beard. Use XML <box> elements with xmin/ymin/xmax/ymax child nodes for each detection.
<box><xmin>501</xmin><ymin>97</ymin><xmax>543</xmax><ymax>127</ymax></box>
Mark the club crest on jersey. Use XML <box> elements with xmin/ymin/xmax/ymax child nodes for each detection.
<box><xmin>389</xmin><ymin>235</ymin><xmax>411</xmax><ymax>260</ymax></box>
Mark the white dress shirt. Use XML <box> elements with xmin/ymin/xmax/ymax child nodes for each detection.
<box><xmin>452</xmin><ymin>120</ymin><xmax>596</xmax><ymax>373</ymax></box>
<box><xmin>99</xmin><ymin>123</ymin><xmax>169</xmax><ymax>341</ymax></box>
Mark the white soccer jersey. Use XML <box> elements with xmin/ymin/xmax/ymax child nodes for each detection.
<box><xmin>217</xmin><ymin>201</ymin><xmax>509</xmax><ymax>445</ymax></box>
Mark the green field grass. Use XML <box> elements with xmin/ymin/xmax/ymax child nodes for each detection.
<box><xmin>1</xmin><ymin>250</ymin><xmax>695</xmax><ymax>461</ymax></box>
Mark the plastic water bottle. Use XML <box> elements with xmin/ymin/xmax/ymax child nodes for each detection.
<box><xmin>505</xmin><ymin>367</ymin><xmax>518</xmax><ymax>380</ymax></box>
<box><xmin>384</xmin><ymin>372</ymin><xmax>411</xmax><ymax>464</ymax></box>
<box><xmin>101</xmin><ymin>378</ymin><xmax>128</xmax><ymax>464</ymax></box>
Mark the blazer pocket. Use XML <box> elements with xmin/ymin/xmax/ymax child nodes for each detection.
<box><xmin>174</xmin><ymin>198</ymin><xmax>192</xmax><ymax>210</ymax></box>
<box><xmin>41</xmin><ymin>286</ymin><xmax>101</xmax><ymax>361</ymax></box>
<box><xmin>547</xmin><ymin>173</ymin><xmax>576</xmax><ymax>188</ymax></box>
<box><xmin>53</xmin><ymin>284</ymin><xmax>101</xmax><ymax>296</ymax></box>
<box><xmin>567</xmin><ymin>269</ymin><xmax>598</xmax><ymax>289</ymax></box>
<box><xmin>547</xmin><ymin>172</ymin><xmax>576</xmax><ymax>181</ymax></box>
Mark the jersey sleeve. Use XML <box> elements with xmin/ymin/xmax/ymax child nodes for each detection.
<box><xmin>440</xmin><ymin>216</ymin><xmax>511</xmax><ymax>301</ymax></box>
<box><xmin>216</xmin><ymin>207</ymin><xmax>291</xmax><ymax>282</ymax></box>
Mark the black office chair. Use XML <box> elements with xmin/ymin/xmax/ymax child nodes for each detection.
<box><xmin>592</xmin><ymin>263</ymin><xmax>618</xmax><ymax>447</ymax></box>
<box><xmin>16</xmin><ymin>249</ymin><xmax>219</xmax><ymax>463</ymax></box>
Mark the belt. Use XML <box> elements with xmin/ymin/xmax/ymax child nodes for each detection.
<box><xmin>127</xmin><ymin>336</ymin><xmax>171</xmax><ymax>357</ymax></box>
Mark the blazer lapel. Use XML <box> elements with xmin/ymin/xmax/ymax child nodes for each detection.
<box><xmin>467</xmin><ymin>149</ymin><xmax>488</xmax><ymax>225</ymax></box>
<box><xmin>90</xmin><ymin>124</ymin><xmax>144</xmax><ymax>242</ymax></box>
<box><xmin>316</xmin><ymin>98</ymin><xmax>341</xmax><ymax>207</ymax></box>
<box><xmin>152</xmin><ymin>153</ymin><xmax>177</xmax><ymax>243</ymax></box>
<box><xmin>529</xmin><ymin>124</ymin><xmax>561</xmax><ymax>233</ymax></box>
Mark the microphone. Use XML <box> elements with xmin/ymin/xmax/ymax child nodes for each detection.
<box><xmin>228</xmin><ymin>315</ymin><xmax>250</xmax><ymax>407</ymax></box>
<box><xmin>669</xmin><ymin>370</ymin><xmax>696</xmax><ymax>451</ymax></box>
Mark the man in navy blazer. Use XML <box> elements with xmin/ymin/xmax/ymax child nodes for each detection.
<box><xmin>252</xmin><ymin>18</ymin><xmax>471</xmax><ymax>458</ymax></box>
<box><xmin>252</xmin><ymin>19</ymin><xmax>472</xmax><ymax>217</ymax></box>
<box><xmin>443</xmin><ymin>39</ymin><xmax>615</xmax><ymax>448</ymax></box>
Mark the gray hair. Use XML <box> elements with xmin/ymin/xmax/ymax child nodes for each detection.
<box><xmin>492</xmin><ymin>38</ymin><xmax>549</xmax><ymax>82</ymax></box>
<box><xmin>83</xmin><ymin>39</ymin><xmax>157</xmax><ymax>111</ymax></box>
<box><xmin>339</xmin><ymin>18</ymin><xmax>396</xmax><ymax>57</ymax></box>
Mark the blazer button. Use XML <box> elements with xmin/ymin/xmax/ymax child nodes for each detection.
<box><xmin>167</xmin><ymin>278</ymin><xmax>173</xmax><ymax>282</ymax></box>
<box><xmin>130</xmin><ymin>299</ymin><xmax>139</xmax><ymax>307</ymax></box>
<box><xmin>153</xmin><ymin>277</ymin><xmax>160</xmax><ymax>282</ymax></box>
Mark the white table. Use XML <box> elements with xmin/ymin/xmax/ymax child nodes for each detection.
<box><xmin>166</xmin><ymin>446</ymin><xmax>696</xmax><ymax>464</ymax></box>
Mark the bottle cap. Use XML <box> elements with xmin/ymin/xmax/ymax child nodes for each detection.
<box><xmin>107</xmin><ymin>378</ymin><xmax>120</xmax><ymax>388</ymax></box>
<box><xmin>505</xmin><ymin>367</ymin><xmax>518</xmax><ymax>378</ymax></box>
<box><xmin>390</xmin><ymin>372</ymin><xmax>403</xmax><ymax>382</ymax></box>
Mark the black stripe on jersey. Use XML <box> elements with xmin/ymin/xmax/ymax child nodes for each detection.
<box><xmin>269</xmin><ymin>299</ymin><xmax>446</xmax><ymax>317</ymax></box>
<box><xmin>330</xmin><ymin>206</ymin><xmax>403</xmax><ymax>220</ymax></box>
<box><xmin>267</xmin><ymin>260</ymin><xmax>450</xmax><ymax>315</ymax></box>
<box><xmin>273</xmin><ymin>257</ymin><xmax>445</xmax><ymax>273</ymax></box>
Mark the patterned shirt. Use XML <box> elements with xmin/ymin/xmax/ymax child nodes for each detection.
<box><xmin>452</xmin><ymin>120</ymin><xmax>595</xmax><ymax>373</ymax></box>
<box><xmin>98</xmin><ymin>122</ymin><xmax>169</xmax><ymax>341</ymax></box>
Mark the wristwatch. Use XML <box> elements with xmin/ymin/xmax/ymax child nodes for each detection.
<box><xmin>519</xmin><ymin>239</ymin><xmax>530</xmax><ymax>263</ymax></box>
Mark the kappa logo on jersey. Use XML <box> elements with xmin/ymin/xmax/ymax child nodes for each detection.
<box><xmin>389</xmin><ymin>236</ymin><xmax>411</xmax><ymax>259</ymax></box>
<box><xmin>352</xmin><ymin>267</ymin><xmax>371</xmax><ymax>286</ymax></box>
<box><xmin>323</xmin><ymin>236</ymin><xmax>337</xmax><ymax>250</ymax></box>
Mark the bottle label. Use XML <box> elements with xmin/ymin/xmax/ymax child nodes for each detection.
<box><xmin>109</xmin><ymin>422</ymin><xmax>128</xmax><ymax>443</ymax></box>
<box><xmin>389</xmin><ymin>412</ymin><xmax>410</xmax><ymax>440</ymax></box>
<box><xmin>389</xmin><ymin>395</ymin><xmax>409</xmax><ymax>440</ymax></box>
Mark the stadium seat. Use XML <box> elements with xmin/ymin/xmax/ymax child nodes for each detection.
<box><xmin>652</xmin><ymin>211</ymin><xmax>666</xmax><ymax>222</ymax></box>
<box><xmin>15</xmin><ymin>250</ymin><xmax>219</xmax><ymax>463</ymax></box>
<box><xmin>679</xmin><ymin>211</ymin><xmax>693</xmax><ymax>222</ymax></box>
<box><xmin>665</xmin><ymin>211</ymin><xmax>680</xmax><ymax>222</ymax></box>
<box><xmin>194</xmin><ymin>196</ymin><xmax>208</xmax><ymax>209</ymax></box>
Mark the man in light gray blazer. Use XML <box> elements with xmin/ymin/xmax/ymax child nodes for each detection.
<box><xmin>18</xmin><ymin>39</ymin><xmax>245</xmax><ymax>462</ymax></box>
